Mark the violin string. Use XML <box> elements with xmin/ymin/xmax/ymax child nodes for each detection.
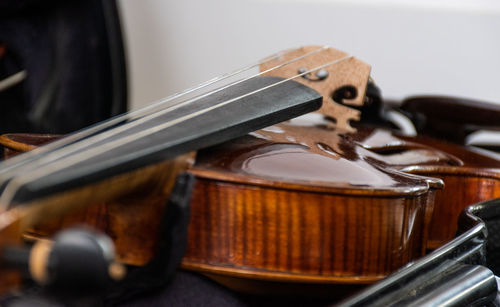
<box><xmin>0</xmin><ymin>47</ymin><xmax>303</xmax><ymax>174</ymax></box>
<box><xmin>0</xmin><ymin>46</ymin><xmax>328</xmax><ymax>182</ymax></box>
<box><xmin>0</xmin><ymin>54</ymin><xmax>353</xmax><ymax>208</ymax></box>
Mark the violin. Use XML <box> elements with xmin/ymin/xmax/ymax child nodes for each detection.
<box><xmin>394</xmin><ymin>96</ymin><xmax>500</xmax><ymax>249</ymax></box>
<box><xmin>178</xmin><ymin>47</ymin><xmax>500</xmax><ymax>296</ymax></box>
<box><xmin>2</xmin><ymin>46</ymin><xmax>500</xmax><ymax>301</ymax></box>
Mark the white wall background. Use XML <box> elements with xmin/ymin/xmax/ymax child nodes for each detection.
<box><xmin>118</xmin><ymin>0</ymin><xmax>500</xmax><ymax>110</ymax></box>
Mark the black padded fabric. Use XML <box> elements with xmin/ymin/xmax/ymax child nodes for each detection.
<box><xmin>118</xmin><ymin>270</ymin><xmax>336</xmax><ymax>307</ymax></box>
<box><xmin>119</xmin><ymin>270</ymin><xmax>246</xmax><ymax>307</ymax></box>
<box><xmin>0</xmin><ymin>0</ymin><xmax>127</xmax><ymax>134</ymax></box>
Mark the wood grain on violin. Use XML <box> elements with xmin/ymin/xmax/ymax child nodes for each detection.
<box><xmin>395</xmin><ymin>135</ymin><xmax>500</xmax><ymax>249</ymax></box>
<box><xmin>182</xmin><ymin>115</ymin><xmax>444</xmax><ymax>291</ymax></box>
<box><xmin>182</xmin><ymin>119</ymin><xmax>500</xmax><ymax>291</ymax></box>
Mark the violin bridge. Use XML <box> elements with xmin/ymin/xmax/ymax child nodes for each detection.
<box><xmin>260</xmin><ymin>45</ymin><xmax>371</xmax><ymax>132</ymax></box>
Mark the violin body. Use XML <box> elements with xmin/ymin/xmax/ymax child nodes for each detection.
<box><xmin>397</xmin><ymin>96</ymin><xmax>500</xmax><ymax>248</ymax></box>
<box><xmin>181</xmin><ymin>113</ymin><xmax>500</xmax><ymax>295</ymax></box>
<box><xmin>182</xmin><ymin>118</ymin><xmax>441</xmax><ymax>294</ymax></box>
<box><xmin>397</xmin><ymin>134</ymin><xmax>500</xmax><ymax>249</ymax></box>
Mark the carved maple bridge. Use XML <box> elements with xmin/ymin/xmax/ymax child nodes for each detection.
<box><xmin>260</xmin><ymin>45</ymin><xmax>371</xmax><ymax>131</ymax></box>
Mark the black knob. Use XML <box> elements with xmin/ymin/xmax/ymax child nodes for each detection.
<box><xmin>37</xmin><ymin>227</ymin><xmax>124</xmax><ymax>292</ymax></box>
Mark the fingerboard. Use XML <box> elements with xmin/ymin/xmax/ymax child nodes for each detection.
<box><xmin>5</xmin><ymin>76</ymin><xmax>322</xmax><ymax>204</ymax></box>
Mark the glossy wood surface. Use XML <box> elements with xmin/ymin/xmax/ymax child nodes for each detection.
<box><xmin>395</xmin><ymin>135</ymin><xmax>500</xmax><ymax>248</ymax></box>
<box><xmin>179</xmin><ymin>108</ymin><xmax>500</xmax><ymax>293</ymax></box>
<box><xmin>183</xmin><ymin>175</ymin><xmax>431</xmax><ymax>282</ymax></box>
<box><xmin>181</xmin><ymin>114</ymin><xmax>445</xmax><ymax>292</ymax></box>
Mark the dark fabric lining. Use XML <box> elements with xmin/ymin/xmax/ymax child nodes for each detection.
<box><xmin>0</xmin><ymin>0</ymin><xmax>127</xmax><ymax>134</ymax></box>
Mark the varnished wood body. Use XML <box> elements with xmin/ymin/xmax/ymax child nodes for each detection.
<box><xmin>180</xmin><ymin>112</ymin><xmax>500</xmax><ymax>294</ymax></box>
<box><xmin>180</xmin><ymin>115</ymin><xmax>446</xmax><ymax>294</ymax></box>
<box><xmin>183</xmin><ymin>173</ymin><xmax>432</xmax><ymax>284</ymax></box>
<box><xmin>428</xmin><ymin>176</ymin><xmax>500</xmax><ymax>248</ymax></box>
<box><xmin>396</xmin><ymin>135</ymin><xmax>500</xmax><ymax>249</ymax></box>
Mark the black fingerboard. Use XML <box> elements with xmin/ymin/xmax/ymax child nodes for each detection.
<box><xmin>8</xmin><ymin>76</ymin><xmax>322</xmax><ymax>203</ymax></box>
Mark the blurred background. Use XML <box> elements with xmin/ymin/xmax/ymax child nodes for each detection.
<box><xmin>118</xmin><ymin>0</ymin><xmax>500</xmax><ymax>110</ymax></box>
